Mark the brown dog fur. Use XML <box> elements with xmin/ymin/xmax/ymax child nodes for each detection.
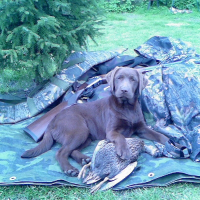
<box><xmin>21</xmin><ymin>67</ymin><xmax>169</xmax><ymax>176</ymax></box>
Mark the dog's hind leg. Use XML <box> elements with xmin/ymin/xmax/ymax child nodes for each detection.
<box><xmin>56</xmin><ymin>146</ymin><xmax>80</xmax><ymax>176</ymax></box>
<box><xmin>56</xmin><ymin>128</ymin><xmax>90</xmax><ymax>177</ymax></box>
<box><xmin>70</xmin><ymin>137</ymin><xmax>92</xmax><ymax>166</ymax></box>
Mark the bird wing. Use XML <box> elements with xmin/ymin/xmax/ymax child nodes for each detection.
<box><xmin>100</xmin><ymin>161</ymin><xmax>138</xmax><ymax>191</ymax></box>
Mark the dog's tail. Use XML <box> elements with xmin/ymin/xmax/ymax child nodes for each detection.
<box><xmin>21</xmin><ymin>130</ymin><xmax>54</xmax><ymax>158</ymax></box>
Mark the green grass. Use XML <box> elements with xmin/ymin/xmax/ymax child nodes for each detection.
<box><xmin>1</xmin><ymin>6</ymin><xmax>200</xmax><ymax>199</ymax></box>
<box><xmin>88</xmin><ymin>7</ymin><xmax>200</xmax><ymax>56</ymax></box>
<box><xmin>0</xmin><ymin>183</ymin><xmax>200</xmax><ymax>200</ymax></box>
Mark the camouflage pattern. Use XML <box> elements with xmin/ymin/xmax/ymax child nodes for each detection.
<box><xmin>0</xmin><ymin>49</ymin><xmax>125</xmax><ymax>124</ymax></box>
<box><xmin>1</xmin><ymin>36</ymin><xmax>200</xmax><ymax>189</ymax></box>
<box><xmin>1</xmin><ymin>120</ymin><xmax>200</xmax><ymax>189</ymax></box>
<box><xmin>140</xmin><ymin>50</ymin><xmax>200</xmax><ymax>160</ymax></box>
<box><xmin>135</xmin><ymin>36</ymin><xmax>196</xmax><ymax>64</ymax></box>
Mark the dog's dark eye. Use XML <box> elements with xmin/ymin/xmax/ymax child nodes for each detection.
<box><xmin>130</xmin><ymin>76</ymin><xmax>135</xmax><ymax>81</ymax></box>
<box><xmin>117</xmin><ymin>75</ymin><xmax>123</xmax><ymax>80</ymax></box>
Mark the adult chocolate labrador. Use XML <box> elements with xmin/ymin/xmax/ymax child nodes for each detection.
<box><xmin>21</xmin><ymin>67</ymin><xmax>169</xmax><ymax>176</ymax></box>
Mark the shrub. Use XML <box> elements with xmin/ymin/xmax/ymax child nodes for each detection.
<box><xmin>173</xmin><ymin>0</ymin><xmax>196</xmax><ymax>10</ymax></box>
<box><xmin>150</xmin><ymin>0</ymin><xmax>197</xmax><ymax>9</ymax></box>
<box><xmin>102</xmin><ymin>0</ymin><xmax>198</xmax><ymax>12</ymax></box>
<box><xmin>103</xmin><ymin>0</ymin><xmax>139</xmax><ymax>12</ymax></box>
<box><xmin>0</xmin><ymin>0</ymin><xmax>103</xmax><ymax>82</ymax></box>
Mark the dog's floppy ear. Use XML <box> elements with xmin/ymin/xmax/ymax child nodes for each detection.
<box><xmin>106</xmin><ymin>66</ymin><xmax>121</xmax><ymax>93</ymax></box>
<box><xmin>136</xmin><ymin>69</ymin><xmax>148</xmax><ymax>95</ymax></box>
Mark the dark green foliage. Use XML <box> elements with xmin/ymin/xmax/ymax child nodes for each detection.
<box><xmin>173</xmin><ymin>0</ymin><xmax>196</xmax><ymax>9</ymax></box>
<box><xmin>103</xmin><ymin>0</ymin><xmax>138</xmax><ymax>13</ymax></box>
<box><xmin>102</xmin><ymin>0</ymin><xmax>198</xmax><ymax>12</ymax></box>
<box><xmin>150</xmin><ymin>0</ymin><xmax>197</xmax><ymax>9</ymax></box>
<box><xmin>0</xmin><ymin>0</ymin><xmax>103</xmax><ymax>82</ymax></box>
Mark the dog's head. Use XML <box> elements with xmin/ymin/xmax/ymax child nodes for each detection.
<box><xmin>106</xmin><ymin>67</ymin><xmax>148</xmax><ymax>103</ymax></box>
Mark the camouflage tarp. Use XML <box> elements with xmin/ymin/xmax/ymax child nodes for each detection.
<box><xmin>1</xmin><ymin>119</ymin><xmax>200</xmax><ymax>189</ymax></box>
<box><xmin>1</xmin><ymin>36</ymin><xmax>200</xmax><ymax>190</ymax></box>
<box><xmin>0</xmin><ymin>49</ymin><xmax>125</xmax><ymax>124</ymax></box>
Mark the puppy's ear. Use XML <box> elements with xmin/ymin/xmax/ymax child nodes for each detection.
<box><xmin>136</xmin><ymin>70</ymin><xmax>148</xmax><ymax>95</ymax></box>
<box><xmin>106</xmin><ymin>66</ymin><xmax>121</xmax><ymax>93</ymax></box>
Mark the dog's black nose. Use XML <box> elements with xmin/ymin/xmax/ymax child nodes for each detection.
<box><xmin>121</xmin><ymin>89</ymin><xmax>128</xmax><ymax>93</ymax></box>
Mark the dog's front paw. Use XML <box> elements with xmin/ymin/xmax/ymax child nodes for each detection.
<box><xmin>116</xmin><ymin>144</ymin><xmax>131</xmax><ymax>160</ymax></box>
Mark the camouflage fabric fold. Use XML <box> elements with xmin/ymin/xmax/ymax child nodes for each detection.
<box><xmin>1</xmin><ymin>118</ymin><xmax>200</xmax><ymax>189</ymax></box>
<box><xmin>1</xmin><ymin>37</ymin><xmax>200</xmax><ymax>189</ymax></box>
<box><xmin>134</xmin><ymin>36</ymin><xmax>197</xmax><ymax>64</ymax></box>
<box><xmin>0</xmin><ymin>49</ymin><xmax>125</xmax><ymax>124</ymax></box>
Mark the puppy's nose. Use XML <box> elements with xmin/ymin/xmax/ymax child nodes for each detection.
<box><xmin>121</xmin><ymin>89</ymin><xmax>128</xmax><ymax>93</ymax></box>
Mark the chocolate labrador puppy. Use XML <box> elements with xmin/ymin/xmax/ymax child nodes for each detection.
<box><xmin>21</xmin><ymin>67</ymin><xmax>169</xmax><ymax>176</ymax></box>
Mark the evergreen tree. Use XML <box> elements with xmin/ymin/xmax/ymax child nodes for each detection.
<box><xmin>0</xmin><ymin>0</ymin><xmax>103</xmax><ymax>82</ymax></box>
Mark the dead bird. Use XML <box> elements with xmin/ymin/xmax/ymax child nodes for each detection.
<box><xmin>78</xmin><ymin>138</ymin><xmax>159</xmax><ymax>193</ymax></box>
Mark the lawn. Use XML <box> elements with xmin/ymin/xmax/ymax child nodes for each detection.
<box><xmin>1</xmin><ymin>6</ymin><xmax>200</xmax><ymax>200</ymax></box>
<box><xmin>0</xmin><ymin>183</ymin><xmax>200</xmax><ymax>199</ymax></box>
<box><xmin>88</xmin><ymin>6</ymin><xmax>200</xmax><ymax>56</ymax></box>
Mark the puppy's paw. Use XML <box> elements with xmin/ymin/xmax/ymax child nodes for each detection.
<box><xmin>116</xmin><ymin>145</ymin><xmax>131</xmax><ymax>160</ymax></box>
<box><xmin>81</xmin><ymin>157</ymin><xmax>91</xmax><ymax>166</ymax></box>
<box><xmin>64</xmin><ymin>168</ymin><xmax>79</xmax><ymax>177</ymax></box>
